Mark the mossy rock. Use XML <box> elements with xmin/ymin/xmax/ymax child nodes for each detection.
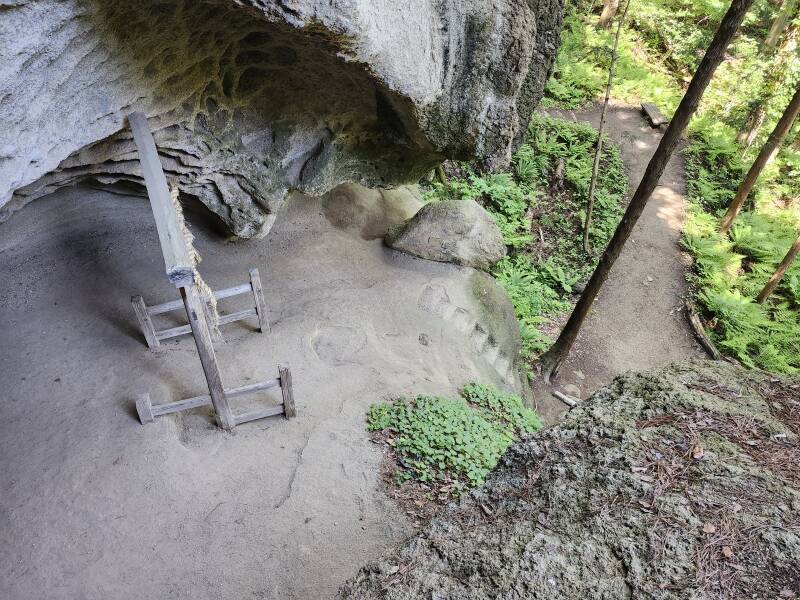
<box><xmin>340</xmin><ymin>360</ymin><xmax>800</xmax><ymax>599</ymax></box>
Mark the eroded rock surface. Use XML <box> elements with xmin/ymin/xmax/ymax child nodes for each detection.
<box><xmin>0</xmin><ymin>0</ymin><xmax>563</xmax><ymax>237</ymax></box>
<box><xmin>339</xmin><ymin>361</ymin><xmax>800</xmax><ymax>599</ymax></box>
<box><xmin>385</xmin><ymin>199</ymin><xmax>506</xmax><ymax>270</ymax></box>
<box><xmin>322</xmin><ymin>184</ymin><xmax>423</xmax><ymax>241</ymax></box>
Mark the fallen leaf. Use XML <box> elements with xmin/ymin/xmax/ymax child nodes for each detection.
<box><xmin>702</xmin><ymin>523</ymin><xmax>717</xmax><ymax>534</ymax></box>
<box><xmin>721</xmin><ymin>546</ymin><xmax>734</xmax><ymax>559</ymax></box>
<box><xmin>692</xmin><ymin>444</ymin><xmax>704</xmax><ymax>460</ymax></box>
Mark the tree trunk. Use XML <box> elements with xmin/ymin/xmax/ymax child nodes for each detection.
<box><xmin>539</xmin><ymin>0</ymin><xmax>756</xmax><ymax>382</ymax></box>
<box><xmin>720</xmin><ymin>84</ymin><xmax>800</xmax><ymax>234</ymax></box>
<box><xmin>738</xmin><ymin>103</ymin><xmax>768</xmax><ymax>147</ymax></box>
<box><xmin>584</xmin><ymin>0</ymin><xmax>632</xmax><ymax>254</ymax></box>
<box><xmin>738</xmin><ymin>24</ymin><xmax>797</xmax><ymax>145</ymax></box>
<box><xmin>598</xmin><ymin>0</ymin><xmax>620</xmax><ymax>28</ymax></box>
<box><xmin>756</xmin><ymin>234</ymin><xmax>800</xmax><ymax>303</ymax></box>
<box><xmin>764</xmin><ymin>0</ymin><xmax>798</xmax><ymax>53</ymax></box>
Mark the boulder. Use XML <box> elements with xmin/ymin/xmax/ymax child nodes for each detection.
<box><xmin>385</xmin><ymin>199</ymin><xmax>507</xmax><ymax>270</ymax></box>
<box><xmin>0</xmin><ymin>0</ymin><xmax>564</xmax><ymax>237</ymax></box>
<box><xmin>322</xmin><ymin>184</ymin><xmax>423</xmax><ymax>240</ymax></box>
<box><xmin>339</xmin><ymin>361</ymin><xmax>800</xmax><ymax>599</ymax></box>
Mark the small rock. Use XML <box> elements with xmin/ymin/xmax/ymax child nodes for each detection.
<box><xmin>418</xmin><ymin>333</ymin><xmax>430</xmax><ymax>346</ymax></box>
<box><xmin>562</xmin><ymin>384</ymin><xmax>581</xmax><ymax>398</ymax></box>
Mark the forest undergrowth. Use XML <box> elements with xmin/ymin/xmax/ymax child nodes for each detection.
<box><xmin>544</xmin><ymin>0</ymin><xmax>800</xmax><ymax>374</ymax></box>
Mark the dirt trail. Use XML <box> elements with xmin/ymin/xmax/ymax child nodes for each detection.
<box><xmin>534</xmin><ymin>102</ymin><xmax>704</xmax><ymax>422</ymax></box>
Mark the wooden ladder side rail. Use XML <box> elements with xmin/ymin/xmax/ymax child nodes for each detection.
<box><xmin>249</xmin><ymin>267</ymin><xmax>270</xmax><ymax>333</ymax></box>
<box><xmin>136</xmin><ymin>364</ymin><xmax>295</xmax><ymax>426</ymax></box>
<box><xmin>131</xmin><ymin>268</ymin><xmax>269</xmax><ymax>349</ymax></box>
<box><xmin>128</xmin><ymin>112</ymin><xmax>195</xmax><ymax>287</ymax></box>
<box><xmin>182</xmin><ymin>283</ymin><xmax>235</xmax><ymax>429</ymax></box>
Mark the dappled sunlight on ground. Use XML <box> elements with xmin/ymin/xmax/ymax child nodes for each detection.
<box><xmin>653</xmin><ymin>186</ymin><xmax>686</xmax><ymax>231</ymax></box>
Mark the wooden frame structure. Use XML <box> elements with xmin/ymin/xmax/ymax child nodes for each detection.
<box><xmin>132</xmin><ymin>267</ymin><xmax>269</xmax><ymax>349</ymax></box>
<box><xmin>128</xmin><ymin>111</ymin><xmax>295</xmax><ymax>430</ymax></box>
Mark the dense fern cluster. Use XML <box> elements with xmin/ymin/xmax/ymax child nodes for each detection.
<box><xmin>684</xmin><ymin>149</ymin><xmax>800</xmax><ymax>374</ymax></box>
<box><xmin>424</xmin><ymin>115</ymin><xmax>627</xmax><ymax>360</ymax></box>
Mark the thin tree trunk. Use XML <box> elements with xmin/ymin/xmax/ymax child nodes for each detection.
<box><xmin>764</xmin><ymin>0</ymin><xmax>798</xmax><ymax>53</ymax></box>
<box><xmin>738</xmin><ymin>25</ymin><xmax>797</xmax><ymax>145</ymax></box>
<box><xmin>756</xmin><ymin>234</ymin><xmax>800</xmax><ymax>303</ymax></box>
<box><xmin>598</xmin><ymin>0</ymin><xmax>620</xmax><ymax>28</ymax></box>
<box><xmin>739</xmin><ymin>105</ymin><xmax>767</xmax><ymax>147</ymax></box>
<box><xmin>584</xmin><ymin>0</ymin><xmax>631</xmax><ymax>254</ymax></box>
<box><xmin>720</xmin><ymin>84</ymin><xmax>800</xmax><ymax>234</ymax></box>
<box><xmin>539</xmin><ymin>0</ymin><xmax>756</xmax><ymax>382</ymax></box>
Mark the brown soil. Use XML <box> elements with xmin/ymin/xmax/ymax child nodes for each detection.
<box><xmin>534</xmin><ymin>102</ymin><xmax>705</xmax><ymax>422</ymax></box>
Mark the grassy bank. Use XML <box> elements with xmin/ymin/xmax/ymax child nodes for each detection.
<box><xmin>425</xmin><ymin>114</ymin><xmax>627</xmax><ymax>366</ymax></box>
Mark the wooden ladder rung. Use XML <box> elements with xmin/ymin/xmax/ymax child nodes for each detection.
<box><xmin>138</xmin><ymin>376</ymin><xmax>284</xmax><ymax>421</ymax></box>
<box><xmin>155</xmin><ymin>308</ymin><xmax>258</xmax><ymax>341</ymax></box>
<box><xmin>147</xmin><ymin>282</ymin><xmax>252</xmax><ymax>316</ymax></box>
<box><xmin>234</xmin><ymin>405</ymin><xmax>286</xmax><ymax>426</ymax></box>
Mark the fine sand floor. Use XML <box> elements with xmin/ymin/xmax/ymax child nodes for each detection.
<box><xmin>0</xmin><ymin>186</ymin><xmax>518</xmax><ymax>599</ymax></box>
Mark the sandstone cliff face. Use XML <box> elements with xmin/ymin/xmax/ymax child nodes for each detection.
<box><xmin>0</xmin><ymin>0</ymin><xmax>563</xmax><ymax>237</ymax></box>
<box><xmin>339</xmin><ymin>361</ymin><xmax>800</xmax><ymax>599</ymax></box>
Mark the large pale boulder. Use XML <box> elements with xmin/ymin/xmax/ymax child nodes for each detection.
<box><xmin>385</xmin><ymin>199</ymin><xmax>507</xmax><ymax>270</ymax></box>
<box><xmin>0</xmin><ymin>0</ymin><xmax>563</xmax><ymax>237</ymax></box>
<box><xmin>322</xmin><ymin>184</ymin><xmax>424</xmax><ymax>240</ymax></box>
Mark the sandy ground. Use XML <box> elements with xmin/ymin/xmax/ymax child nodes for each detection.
<box><xmin>533</xmin><ymin>103</ymin><xmax>705</xmax><ymax>422</ymax></box>
<box><xmin>0</xmin><ymin>186</ymin><xmax>518</xmax><ymax>599</ymax></box>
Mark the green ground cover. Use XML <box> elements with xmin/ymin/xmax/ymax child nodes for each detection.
<box><xmin>367</xmin><ymin>383</ymin><xmax>541</xmax><ymax>495</ymax></box>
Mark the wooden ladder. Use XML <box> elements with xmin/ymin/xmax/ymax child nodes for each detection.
<box><xmin>128</xmin><ymin>112</ymin><xmax>295</xmax><ymax>430</ymax></box>
<box><xmin>131</xmin><ymin>267</ymin><xmax>269</xmax><ymax>349</ymax></box>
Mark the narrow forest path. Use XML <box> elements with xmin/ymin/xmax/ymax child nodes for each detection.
<box><xmin>534</xmin><ymin>101</ymin><xmax>705</xmax><ymax>422</ymax></box>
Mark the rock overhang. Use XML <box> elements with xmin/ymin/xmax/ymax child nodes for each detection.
<box><xmin>0</xmin><ymin>0</ymin><xmax>564</xmax><ymax>237</ymax></box>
